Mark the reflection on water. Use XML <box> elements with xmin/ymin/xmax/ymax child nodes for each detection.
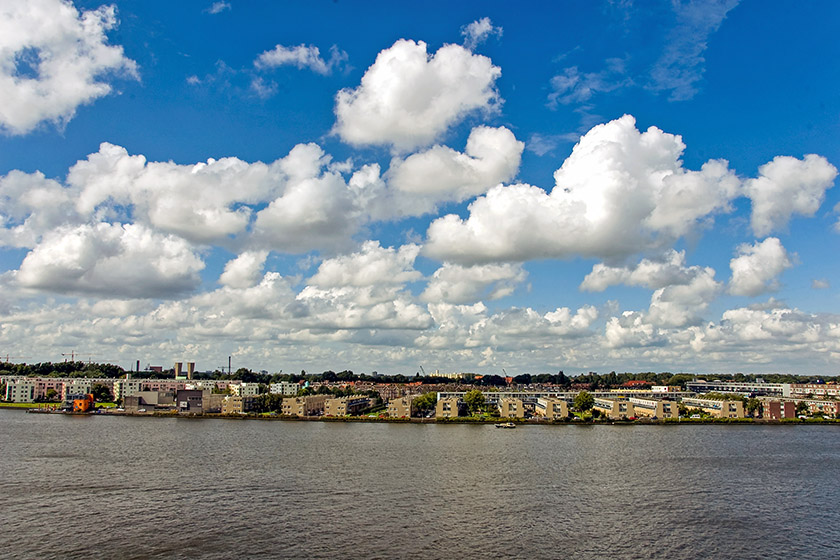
<box><xmin>2</xmin><ymin>410</ymin><xmax>839</xmax><ymax>559</ymax></box>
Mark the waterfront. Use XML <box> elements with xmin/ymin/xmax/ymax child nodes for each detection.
<box><xmin>2</xmin><ymin>409</ymin><xmax>840</xmax><ymax>559</ymax></box>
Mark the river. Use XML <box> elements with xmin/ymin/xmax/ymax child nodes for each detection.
<box><xmin>2</xmin><ymin>409</ymin><xmax>839</xmax><ymax>559</ymax></box>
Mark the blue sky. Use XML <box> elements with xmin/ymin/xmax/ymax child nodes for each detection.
<box><xmin>1</xmin><ymin>0</ymin><xmax>840</xmax><ymax>375</ymax></box>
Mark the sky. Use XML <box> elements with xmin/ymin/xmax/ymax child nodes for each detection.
<box><xmin>1</xmin><ymin>0</ymin><xmax>840</xmax><ymax>376</ymax></box>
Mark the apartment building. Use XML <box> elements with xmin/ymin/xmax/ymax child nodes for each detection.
<box><xmin>534</xmin><ymin>397</ymin><xmax>568</xmax><ymax>420</ymax></box>
<box><xmin>593</xmin><ymin>397</ymin><xmax>634</xmax><ymax>419</ymax></box>
<box><xmin>686</xmin><ymin>380</ymin><xmax>790</xmax><ymax>397</ymax></box>
<box><xmin>387</xmin><ymin>396</ymin><xmax>415</xmax><ymax>418</ymax></box>
<box><xmin>629</xmin><ymin>397</ymin><xmax>679</xmax><ymax>419</ymax></box>
<box><xmin>282</xmin><ymin>395</ymin><xmax>328</xmax><ymax>417</ymax></box>
<box><xmin>681</xmin><ymin>397</ymin><xmax>745</xmax><ymax>418</ymax></box>
<box><xmin>269</xmin><ymin>381</ymin><xmax>300</xmax><ymax>396</ymax></box>
<box><xmin>498</xmin><ymin>397</ymin><xmax>526</xmax><ymax>419</ymax></box>
<box><xmin>790</xmin><ymin>383</ymin><xmax>840</xmax><ymax>398</ymax></box>
<box><xmin>230</xmin><ymin>382</ymin><xmax>260</xmax><ymax>397</ymax></box>
<box><xmin>762</xmin><ymin>400</ymin><xmax>797</xmax><ymax>420</ymax></box>
<box><xmin>324</xmin><ymin>395</ymin><xmax>371</xmax><ymax>416</ymax></box>
<box><xmin>4</xmin><ymin>378</ymin><xmax>36</xmax><ymax>402</ymax></box>
<box><xmin>176</xmin><ymin>389</ymin><xmax>205</xmax><ymax>414</ymax></box>
<box><xmin>435</xmin><ymin>396</ymin><xmax>463</xmax><ymax>418</ymax></box>
<box><xmin>222</xmin><ymin>395</ymin><xmax>257</xmax><ymax>414</ymax></box>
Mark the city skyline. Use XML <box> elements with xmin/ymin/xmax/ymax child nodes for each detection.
<box><xmin>1</xmin><ymin>0</ymin><xmax>840</xmax><ymax>375</ymax></box>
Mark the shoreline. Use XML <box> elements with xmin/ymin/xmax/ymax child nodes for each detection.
<box><xmin>9</xmin><ymin>406</ymin><xmax>839</xmax><ymax>425</ymax></box>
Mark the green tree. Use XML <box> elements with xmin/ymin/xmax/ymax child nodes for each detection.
<box><xmin>796</xmin><ymin>401</ymin><xmax>809</xmax><ymax>416</ymax></box>
<box><xmin>90</xmin><ymin>383</ymin><xmax>113</xmax><ymax>402</ymax></box>
<box><xmin>573</xmin><ymin>391</ymin><xmax>594</xmax><ymax>413</ymax></box>
<box><xmin>412</xmin><ymin>392</ymin><xmax>437</xmax><ymax>415</ymax></box>
<box><xmin>45</xmin><ymin>388</ymin><xmax>59</xmax><ymax>402</ymax></box>
<box><xmin>463</xmin><ymin>389</ymin><xmax>485</xmax><ymax>416</ymax></box>
<box><xmin>746</xmin><ymin>397</ymin><xmax>762</xmax><ymax>417</ymax></box>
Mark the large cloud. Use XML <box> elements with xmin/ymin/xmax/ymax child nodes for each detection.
<box><xmin>421</xmin><ymin>262</ymin><xmax>526</xmax><ymax>304</ymax></box>
<box><xmin>15</xmin><ymin>223</ymin><xmax>204</xmax><ymax>298</ymax></box>
<box><xmin>219</xmin><ymin>251</ymin><xmax>269</xmax><ymax>289</ymax></box>
<box><xmin>424</xmin><ymin>115</ymin><xmax>740</xmax><ymax>264</ymax></box>
<box><xmin>744</xmin><ymin>154</ymin><xmax>837</xmax><ymax>237</ymax></box>
<box><xmin>387</xmin><ymin>125</ymin><xmax>523</xmax><ymax>202</ymax></box>
<box><xmin>333</xmin><ymin>39</ymin><xmax>501</xmax><ymax>151</ymax></box>
<box><xmin>0</xmin><ymin>0</ymin><xmax>137</xmax><ymax>135</ymax></box>
<box><xmin>581</xmin><ymin>250</ymin><xmax>704</xmax><ymax>292</ymax></box>
<box><xmin>0</xmin><ymin>170</ymin><xmax>81</xmax><ymax>247</ymax></box>
<box><xmin>728</xmin><ymin>237</ymin><xmax>792</xmax><ymax>297</ymax></box>
<box><xmin>308</xmin><ymin>241</ymin><xmax>421</xmax><ymax>288</ymax></box>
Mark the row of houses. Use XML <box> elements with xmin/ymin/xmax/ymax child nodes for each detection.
<box><xmin>0</xmin><ymin>376</ymin><xmax>263</xmax><ymax>403</ymax></box>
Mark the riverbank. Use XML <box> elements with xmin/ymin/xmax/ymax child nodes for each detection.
<box><xmin>12</xmin><ymin>405</ymin><xmax>840</xmax><ymax>425</ymax></box>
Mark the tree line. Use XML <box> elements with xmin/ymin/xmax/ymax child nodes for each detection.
<box><xmin>2</xmin><ymin>361</ymin><xmax>837</xmax><ymax>387</ymax></box>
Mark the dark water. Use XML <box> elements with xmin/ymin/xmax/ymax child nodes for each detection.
<box><xmin>2</xmin><ymin>410</ymin><xmax>840</xmax><ymax>559</ymax></box>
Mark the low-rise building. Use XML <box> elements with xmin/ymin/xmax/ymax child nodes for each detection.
<box><xmin>387</xmin><ymin>396</ymin><xmax>416</xmax><ymax>418</ymax></box>
<box><xmin>762</xmin><ymin>400</ymin><xmax>797</xmax><ymax>420</ymax></box>
<box><xmin>176</xmin><ymin>389</ymin><xmax>204</xmax><ymax>414</ymax></box>
<box><xmin>498</xmin><ymin>397</ymin><xmax>526</xmax><ymax>419</ymax></box>
<box><xmin>435</xmin><ymin>396</ymin><xmax>463</xmax><ymax>418</ymax></box>
<box><xmin>269</xmin><ymin>381</ymin><xmax>300</xmax><ymax>396</ymax></box>
<box><xmin>593</xmin><ymin>397</ymin><xmax>634</xmax><ymax>419</ymax></box>
<box><xmin>681</xmin><ymin>397</ymin><xmax>745</xmax><ymax>418</ymax></box>
<box><xmin>230</xmin><ymin>382</ymin><xmax>261</xmax><ymax>397</ymax></box>
<box><xmin>686</xmin><ymin>380</ymin><xmax>790</xmax><ymax>397</ymax></box>
<box><xmin>804</xmin><ymin>399</ymin><xmax>840</xmax><ymax>418</ymax></box>
<box><xmin>222</xmin><ymin>395</ymin><xmax>257</xmax><ymax>414</ymax></box>
<box><xmin>325</xmin><ymin>395</ymin><xmax>371</xmax><ymax>416</ymax></box>
<box><xmin>628</xmin><ymin>397</ymin><xmax>679</xmax><ymax>419</ymax></box>
<box><xmin>534</xmin><ymin>397</ymin><xmax>568</xmax><ymax>420</ymax></box>
<box><xmin>203</xmin><ymin>393</ymin><xmax>226</xmax><ymax>413</ymax></box>
<box><xmin>123</xmin><ymin>390</ymin><xmax>176</xmax><ymax>413</ymax></box>
<box><xmin>282</xmin><ymin>395</ymin><xmax>328</xmax><ymax>417</ymax></box>
<box><xmin>790</xmin><ymin>383</ymin><xmax>840</xmax><ymax>398</ymax></box>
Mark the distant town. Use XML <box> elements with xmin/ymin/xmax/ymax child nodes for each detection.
<box><xmin>2</xmin><ymin>360</ymin><xmax>840</xmax><ymax>422</ymax></box>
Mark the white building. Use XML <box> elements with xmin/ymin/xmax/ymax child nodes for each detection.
<box><xmin>269</xmin><ymin>382</ymin><xmax>300</xmax><ymax>396</ymax></box>
<box><xmin>62</xmin><ymin>379</ymin><xmax>94</xmax><ymax>400</ymax></box>
<box><xmin>4</xmin><ymin>378</ymin><xmax>36</xmax><ymax>402</ymax></box>
<box><xmin>230</xmin><ymin>382</ymin><xmax>260</xmax><ymax>396</ymax></box>
<box><xmin>112</xmin><ymin>378</ymin><xmax>143</xmax><ymax>401</ymax></box>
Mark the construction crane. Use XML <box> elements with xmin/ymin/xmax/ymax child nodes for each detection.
<box><xmin>419</xmin><ymin>365</ymin><xmax>426</xmax><ymax>376</ymax></box>
<box><xmin>61</xmin><ymin>351</ymin><xmax>78</xmax><ymax>362</ymax></box>
<box><xmin>1</xmin><ymin>355</ymin><xmax>29</xmax><ymax>363</ymax></box>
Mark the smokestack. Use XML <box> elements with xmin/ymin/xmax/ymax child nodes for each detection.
<box><xmin>228</xmin><ymin>356</ymin><xmax>231</xmax><ymax>376</ymax></box>
<box><xmin>175</xmin><ymin>362</ymin><xmax>183</xmax><ymax>378</ymax></box>
<box><xmin>188</xmin><ymin>362</ymin><xmax>195</xmax><ymax>380</ymax></box>
<box><xmin>136</xmin><ymin>360</ymin><xmax>140</xmax><ymax>373</ymax></box>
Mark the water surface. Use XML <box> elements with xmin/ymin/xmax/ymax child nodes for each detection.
<box><xmin>2</xmin><ymin>410</ymin><xmax>838</xmax><ymax>559</ymax></box>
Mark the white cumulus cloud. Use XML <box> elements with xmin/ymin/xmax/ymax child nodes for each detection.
<box><xmin>744</xmin><ymin>154</ymin><xmax>837</xmax><ymax>237</ymax></box>
<box><xmin>15</xmin><ymin>223</ymin><xmax>204</xmax><ymax>298</ymax></box>
<box><xmin>333</xmin><ymin>39</ymin><xmax>501</xmax><ymax>152</ymax></box>
<box><xmin>581</xmin><ymin>250</ymin><xmax>706</xmax><ymax>292</ymax></box>
<box><xmin>421</xmin><ymin>262</ymin><xmax>527</xmax><ymax>304</ymax></box>
<box><xmin>219</xmin><ymin>251</ymin><xmax>269</xmax><ymax>289</ymax></box>
<box><xmin>387</xmin><ymin>125</ymin><xmax>523</xmax><ymax>204</ymax></box>
<box><xmin>424</xmin><ymin>115</ymin><xmax>739</xmax><ymax>264</ymax></box>
<box><xmin>308</xmin><ymin>241</ymin><xmax>422</xmax><ymax>288</ymax></box>
<box><xmin>729</xmin><ymin>237</ymin><xmax>793</xmax><ymax>297</ymax></box>
<box><xmin>0</xmin><ymin>0</ymin><xmax>138</xmax><ymax>135</ymax></box>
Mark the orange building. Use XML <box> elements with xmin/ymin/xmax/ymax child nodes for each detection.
<box><xmin>73</xmin><ymin>394</ymin><xmax>95</xmax><ymax>412</ymax></box>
